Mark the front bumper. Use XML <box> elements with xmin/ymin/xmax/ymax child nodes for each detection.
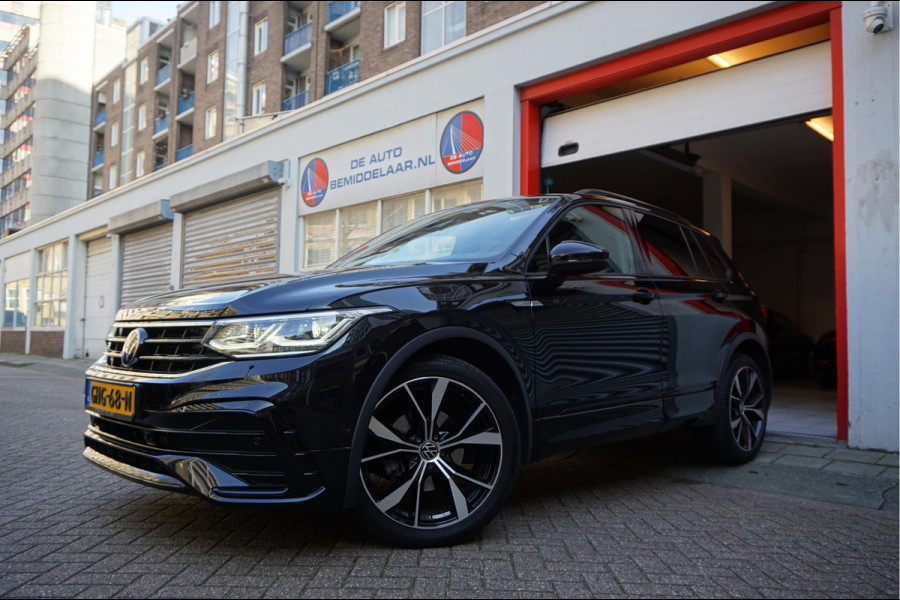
<box><xmin>82</xmin><ymin>355</ymin><xmax>355</xmax><ymax>508</ymax></box>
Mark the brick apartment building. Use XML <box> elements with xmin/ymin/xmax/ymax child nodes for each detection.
<box><xmin>91</xmin><ymin>1</ymin><xmax>543</xmax><ymax>197</ymax></box>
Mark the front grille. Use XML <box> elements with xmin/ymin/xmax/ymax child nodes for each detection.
<box><xmin>105</xmin><ymin>321</ymin><xmax>227</xmax><ymax>374</ymax></box>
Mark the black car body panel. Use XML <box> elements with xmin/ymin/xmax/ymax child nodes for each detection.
<box><xmin>83</xmin><ymin>192</ymin><xmax>770</xmax><ymax>529</ymax></box>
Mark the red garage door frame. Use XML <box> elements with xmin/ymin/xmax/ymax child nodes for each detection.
<box><xmin>519</xmin><ymin>1</ymin><xmax>848</xmax><ymax>440</ymax></box>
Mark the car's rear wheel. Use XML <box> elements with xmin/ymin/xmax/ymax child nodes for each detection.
<box><xmin>354</xmin><ymin>356</ymin><xmax>519</xmax><ymax>547</ymax></box>
<box><xmin>696</xmin><ymin>354</ymin><xmax>769</xmax><ymax>463</ymax></box>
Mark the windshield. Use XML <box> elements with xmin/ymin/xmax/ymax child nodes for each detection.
<box><xmin>331</xmin><ymin>197</ymin><xmax>556</xmax><ymax>269</ymax></box>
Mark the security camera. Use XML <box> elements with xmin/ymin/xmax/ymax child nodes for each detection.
<box><xmin>864</xmin><ymin>1</ymin><xmax>894</xmax><ymax>34</ymax></box>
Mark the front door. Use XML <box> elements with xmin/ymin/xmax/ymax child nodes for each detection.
<box><xmin>527</xmin><ymin>203</ymin><xmax>666</xmax><ymax>457</ymax></box>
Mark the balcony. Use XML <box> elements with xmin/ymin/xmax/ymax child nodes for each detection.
<box><xmin>325</xmin><ymin>59</ymin><xmax>359</xmax><ymax>95</ymax></box>
<box><xmin>175</xmin><ymin>144</ymin><xmax>193</xmax><ymax>162</ymax></box>
<box><xmin>178</xmin><ymin>37</ymin><xmax>197</xmax><ymax>74</ymax></box>
<box><xmin>327</xmin><ymin>1</ymin><xmax>359</xmax><ymax>23</ymax></box>
<box><xmin>153</xmin><ymin>161</ymin><xmax>167</xmax><ymax>172</ymax></box>
<box><xmin>94</xmin><ymin>109</ymin><xmax>106</xmax><ymax>129</ymax></box>
<box><xmin>325</xmin><ymin>1</ymin><xmax>360</xmax><ymax>43</ymax></box>
<box><xmin>92</xmin><ymin>151</ymin><xmax>103</xmax><ymax>170</ymax></box>
<box><xmin>177</xmin><ymin>91</ymin><xmax>194</xmax><ymax>116</ymax></box>
<box><xmin>153</xmin><ymin>114</ymin><xmax>169</xmax><ymax>138</ymax></box>
<box><xmin>155</xmin><ymin>63</ymin><xmax>172</xmax><ymax>91</ymax></box>
<box><xmin>281</xmin><ymin>90</ymin><xmax>310</xmax><ymax>112</ymax></box>
<box><xmin>282</xmin><ymin>22</ymin><xmax>312</xmax><ymax>72</ymax></box>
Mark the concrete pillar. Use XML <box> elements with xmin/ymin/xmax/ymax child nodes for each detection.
<box><xmin>169</xmin><ymin>212</ymin><xmax>184</xmax><ymax>291</ymax></box>
<box><xmin>702</xmin><ymin>171</ymin><xmax>733</xmax><ymax>256</ymax></box>
<box><xmin>841</xmin><ymin>1</ymin><xmax>899</xmax><ymax>451</ymax></box>
<box><xmin>25</xmin><ymin>248</ymin><xmax>36</xmax><ymax>355</ymax></box>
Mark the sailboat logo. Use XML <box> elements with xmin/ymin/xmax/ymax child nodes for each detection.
<box><xmin>440</xmin><ymin>111</ymin><xmax>483</xmax><ymax>174</ymax></box>
<box><xmin>301</xmin><ymin>158</ymin><xmax>329</xmax><ymax>207</ymax></box>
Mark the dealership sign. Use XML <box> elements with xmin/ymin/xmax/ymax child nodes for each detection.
<box><xmin>299</xmin><ymin>101</ymin><xmax>484</xmax><ymax>213</ymax></box>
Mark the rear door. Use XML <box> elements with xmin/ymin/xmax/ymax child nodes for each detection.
<box><xmin>629</xmin><ymin>210</ymin><xmax>739</xmax><ymax>418</ymax></box>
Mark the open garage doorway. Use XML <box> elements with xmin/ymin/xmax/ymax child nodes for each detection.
<box><xmin>541</xmin><ymin>115</ymin><xmax>838</xmax><ymax>438</ymax></box>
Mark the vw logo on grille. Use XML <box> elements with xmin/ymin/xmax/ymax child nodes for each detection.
<box><xmin>121</xmin><ymin>328</ymin><xmax>148</xmax><ymax>368</ymax></box>
<box><xmin>419</xmin><ymin>441</ymin><xmax>440</xmax><ymax>461</ymax></box>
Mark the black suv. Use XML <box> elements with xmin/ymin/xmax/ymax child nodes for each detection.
<box><xmin>84</xmin><ymin>190</ymin><xmax>771</xmax><ymax>547</ymax></box>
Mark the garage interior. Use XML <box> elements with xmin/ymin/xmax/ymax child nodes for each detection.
<box><xmin>537</xmin><ymin>25</ymin><xmax>838</xmax><ymax>438</ymax></box>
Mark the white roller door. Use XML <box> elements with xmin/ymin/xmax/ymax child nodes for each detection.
<box><xmin>82</xmin><ymin>237</ymin><xmax>113</xmax><ymax>359</ymax></box>
<box><xmin>542</xmin><ymin>42</ymin><xmax>832</xmax><ymax>167</ymax></box>
<box><xmin>182</xmin><ymin>190</ymin><xmax>279</xmax><ymax>287</ymax></box>
<box><xmin>121</xmin><ymin>224</ymin><xmax>172</xmax><ymax>304</ymax></box>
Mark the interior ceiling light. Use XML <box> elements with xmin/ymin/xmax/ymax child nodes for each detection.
<box><xmin>806</xmin><ymin>116</ymin><xmax>835</xmax><ymax>141</ymax></box>
<box><xmin>706</xmin><ymin>54</ymin><xmax>732</xmax><ymax>69</ymax></box>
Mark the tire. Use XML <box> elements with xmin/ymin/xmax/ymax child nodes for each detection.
<box><xmin>353</xmin><ymin>355</ymin><xmax>520</xmax><ymax>547</ymax></box>
<box><xmin>695</xmin><ymin>354</ymin><xmax>769</xmax><ymax>464</ymax></box>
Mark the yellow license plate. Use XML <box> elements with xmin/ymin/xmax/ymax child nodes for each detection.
<box><xmin>86</xmin><ymin>380</ymin><xmax>137</xmax><ymax>419</ymax></box>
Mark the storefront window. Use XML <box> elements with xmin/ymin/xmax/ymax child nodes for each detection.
<box><xmin>432</xmin><ymin>180</ymin><xmax>481</xmax><ymax>211</ymax></box>
<box><xmin>341</xmin><ymin>201</ymin><xmax>378</xmax><ymax>256</ymax></box>
<box><xmin>3</xmin><ymin>279</ymin><xmax>28</xmax><ymax>327</ymax></box>
<box><xmin>35</xmin><ymin>242</ymin><xmax>67</xmax><ymax>328</ymax></box>
<box><xmin>305</xmin><ymin>211</ymin><xmax>336</xmax><ymax>268</ymax></box>
<box><xmin>381</xmin><ymin>192</ymin><xmax>425</xmax><ymax>233</ymax></box>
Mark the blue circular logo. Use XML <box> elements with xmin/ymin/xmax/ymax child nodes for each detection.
<box><xmin>440</xmin><ymin>111</ymin><xmax>484</xmax><ymax>174</ymax></box>
<box><xmin>301</xmin><ymin>158</ymin><xmax>329</xmax><ymax>207</ymax></box>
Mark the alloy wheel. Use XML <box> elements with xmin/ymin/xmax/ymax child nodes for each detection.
<box><xmin>359</xmin><ymin>376</ymin><xmax>504</xmax><ymax>530</ymax></box>
<box><xmin>729</xmin><ymin>365</ymin><xmax>766</xmax><ymax>452</ymax></box>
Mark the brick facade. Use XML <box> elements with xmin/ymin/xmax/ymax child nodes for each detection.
<box><xmin>27</xmin><ymin>330</ymin><xmax>63</xmax><ymax>358</ymax></box>
<box><xmin>0</xmin><ymin>330</ymin><xmax>25</xmax><ymax>354</ymax></box>
<box><xmin>91</xmin><ymin>1</ymin><xmax>547</xmax><ymax>196</ymax></box>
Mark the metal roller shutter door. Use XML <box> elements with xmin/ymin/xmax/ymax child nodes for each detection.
<box><xmin>182</xmin><ymin>191</ymin><xmax>279</xmax><ymax>287</ymax></box>
<box><xmin>82</xmin><ymin>237</ymin><xmax>114</xmax><ymax>358</ymax></box>
<box><xmin>120</xmin><ymin>224</ymin><xmax>173</xmax><ymax>304</ymax></box>
<box><xmin>542</xmin><ymin>42</ymin><xmax>832</xmax><ymax>167</ymax></box>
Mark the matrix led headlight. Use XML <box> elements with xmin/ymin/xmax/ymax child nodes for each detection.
<box><xmin>202</xmin><ymin>308</ymin><xmax>391</xmax><ymax>357</ymax></box>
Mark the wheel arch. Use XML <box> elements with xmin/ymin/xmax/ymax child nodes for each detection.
<box><xmin>342</xmin><ymin>326</ymin><xmax>533</xmax><ymax>509</ymax></box>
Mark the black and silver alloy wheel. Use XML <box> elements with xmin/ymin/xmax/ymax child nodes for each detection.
<box><xmin>729</xmin><ymin>365</ymin><xmax>766</xmax><ymax>452</ymax></box>
<box><xmin>354</xmin><ymin>356</ymin><xmax>519</xmax><ymax>547</ymax></box>
<box><xmin>695</xmin><ymin>353</ymin><xmax>769</xmax><ymax>464</ymax></box>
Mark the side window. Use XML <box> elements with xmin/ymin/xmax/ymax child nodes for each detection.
<box><xmin>684</xmin><ymin>229</ymin><xmax>714</xmax><ymax>280</ymax></box>
<box><xmin>528</xmin><ymin>204</ymin><xmax>636</xmax><ymax>274</ymax></box>
<box><xmin>633</xmin><ymin>212</ymin><xmax>701</xmax><ymax>278</ymax></box>
<box><xmin>694</xmin><ymin>231</ymin><xmax>729</xmax><ymax>280</ymax></box>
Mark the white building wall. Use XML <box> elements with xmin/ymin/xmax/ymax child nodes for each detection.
<box><xmin>841</xmin><ymin>2</ymin><xmax>899</xmax><ymax>451</ymax></box>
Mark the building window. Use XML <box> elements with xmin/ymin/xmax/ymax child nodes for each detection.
<box><xmin>135</xmin><ymin>151</ymin><xmax>145</xmax><ymax>177</ymax></box>
<box><xmin>251</xmin><ymin>81</ymin><xmax>266</xmax><ymax>115</ymax></box>
<box><xmin>3</xmin><ymin>278</ymin><xmax>28</xmax><ymax>327</ymax></box>
<box><xmin>207</xmin><ymin>50</ymin><xmax>219</xmax><ymax>83</ymax></box>
<box><xmin>432</xmin><ymin>180</ymin><xmax>481</xmax><ymax>211</ymax></box>
<box><xmin>209</xmin><ymin>1</ymin><xmax>221</xmax><ymax>27</ymax></box>
<box><xmin>112</xmin><ymin>78</ymin><xmax>121</xmax><ymax>102</ymax></box>
<box><xmin>384</xmin><ymin>2</ymin><xmax>406</xmax><ymax>48</ymax></box>
<box><xmin>422</xmin><ymin>1</ymin><xmax>465</xmax><ymax>54</ymax></box>
<box><xmin>110</xmin><ymin>121</ymin><xmax>119</xmax><ymax>147</ymax></box>
<box><xmin>341</xmin><ymin>202</ymin><xmax>378</xmax><ymax>256</ymax></box>
<box><xmin>205</xmin><ymin>106</ymin><xmax>217</xmax><ymax>138</ymax></box>
<box><xmin>382</xmin><ymin>192</ymin><xmax>425</xmax><ymax>232</ymax></box>
<box><xmin>137</xmin><ymin>104</ymin><xmax>146</xmax><ymax>131</ymax></box>
<box><xmin>254</xmin><ymin>18</ymin><xmax>267</xmax><ymax>54</ymax></box>
<box><xmin>109</xmin><ymin>164</ymin><xmax>117</xmax><ymax>189</ymax></box>
<box><xmin>139</xmin><ymin>58</ymin><xmax>149</xmax><ymax>84</ymax></box>
<box><xmin>304</xmin><ymin>211</ymin><xmax>336</xmax><ymax>268</ymax></box>
<box><xmin>35</xmin><ymin>242</ymin><xmax>68</xmax><ymax>328</ymax></box>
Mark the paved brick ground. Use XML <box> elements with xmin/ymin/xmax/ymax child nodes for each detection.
<box><xmin>0</xmin><ymin>364</ymin><xmax>897</xmax><ymax>598</ymax></box>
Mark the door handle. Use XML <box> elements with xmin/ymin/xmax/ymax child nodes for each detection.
<box><xmin>632</xmin><ymin>288</ymin><xmax>656</xmax><ymax>304</ymax></box>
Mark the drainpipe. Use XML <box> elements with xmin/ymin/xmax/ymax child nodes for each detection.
<box><xmin>236</xmin><ymin>1</ymin><xmax>249</xmax><ymax>130</ymax></box>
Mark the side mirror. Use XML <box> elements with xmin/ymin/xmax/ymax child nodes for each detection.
<box><xmin>549</xmin><ymin>241</ymin><xmax>610</xmax><ymax>275</ymax></box>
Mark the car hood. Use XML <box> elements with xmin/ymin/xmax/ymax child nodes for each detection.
<box><xmin>115</xmin><ymin>262</ymin><xmax>493</xmax><ymax>321</ymax></box>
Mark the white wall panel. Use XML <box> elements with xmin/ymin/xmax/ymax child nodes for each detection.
<box><xmin>542</xmin><ymin>42</ymin><xmax>832</xmax><ymax>167</ymax></box>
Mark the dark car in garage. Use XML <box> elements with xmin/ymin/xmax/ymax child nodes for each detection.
<box><xmin>83</xmin><ymin>190</ymin><xmax>771</xmax><ymax>547</ymax></box>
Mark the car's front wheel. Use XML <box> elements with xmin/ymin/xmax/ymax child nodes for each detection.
<box><xmin>354</xmin><ymin>356</ymin><xmax>520</xmax><ymax>547</ymax></box>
